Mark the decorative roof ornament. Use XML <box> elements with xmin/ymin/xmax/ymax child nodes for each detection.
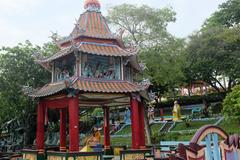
<box><xmin>84</xmin><ymin>0</ymin><xmax>101</xmax><ymax>11</ymax></box>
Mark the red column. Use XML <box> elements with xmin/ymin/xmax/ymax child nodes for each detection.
<box><xmin>104</xmin><ymin>107</ymin><xmax>111</xmax><ymax>151</ymax></box>
<box><xmin>139</xmin><ymin>102</ymin><xmax>146</xmax><ymax>148</ymax></box>
<box><xmin>160</xmin><ymin>108</ymin><xmax>164</xmax><ymax>121</ymax></box>
<box><xmin>68</xmin><ymin>96</ymin><xmax>79</xmax><ymax>152</ymax></box>
<box><xmin>45</xmin><ymin>108</ymin><xmax>48</xmax><ymax>125</ymax></box>
<box><xmin>130</xmin><ymin>101</ymin><xmax>136</xmax><ymax>148</ymax></box>
<box><xmin>60</xmin><ymin>108</ymin><xmax>67</xmax><ymax>152</ymax></box>
<box><xmin>36</xmin><ymin>101</ymin><xmax>45</xmax><ymax>153</ymax></box>
<box><xmin>130</xmin><ymin>96</ymin><xmax>140</xmax><ymax>149</ymax></box>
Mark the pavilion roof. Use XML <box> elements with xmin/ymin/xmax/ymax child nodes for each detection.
<box><xmin>34</xmin><ymin>1</ymin><xmax>141</xmax><ymax>72</ymax></box>
<box><xmin>30</xmin><ymin>77</ymin><xmax>146</xmax><ymax>98</ymax></box>
<box><xmin>36</xmin><ymin>42</ymin><xmax>139</xmax><ymax>71</ymax></box>
<box><xmin>37</xmin><ymin>42</ymin><xmax>138</xmax><ymax>64</ymax></box>
<box><xmin>56</xmin><ymin>11</ymin><xmax>117</xmax><ymax>46</ymax></box>
<box><xmin>73</xmin><ymin>11</ymin><xmax>115</xmax><ymax>39</ymax></box>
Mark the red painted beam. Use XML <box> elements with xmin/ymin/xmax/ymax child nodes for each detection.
<box><xmin>43</xmin><ymin>98</ymin><xmax>69</xmax><ymax>109</ymax></box>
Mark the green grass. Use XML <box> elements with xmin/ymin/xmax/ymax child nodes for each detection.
<box><xmin>115</xmin><ymin>125</ymin><xmax>131</xmax><ymax>135</ymax></box>
<box><xmin>115</xmin><ymin>123</ymin><xmax>164</xmax><ymax>135</ymax></box>
<box><xmin>110</xmin><ymin>136</ymin><xmax>132</xmax><ymax>146</ymax></box>
<box><xmin>175</xmin><ymin>133</ymin><xmax>194</xmax><ymax>141</ymax></box>
<box><xmin>163</xmin><ymin>109</ymin><xmax>192</xmax><ymax>116</ymax></box>
<box><xmin>98</xmin><ymin>119</ymin><xmax>240</xmax><ymax>145</ymax></box>
<box><xmin>171</xmin><ymin>119</ymin><xmax>217</xmax><ymax>131</ymax></box>
<box><xmin>219</xmin><ymin>119</ymin><xmax>240</xmax><ymax>135</ymax></box>
<box><xmin>100</xmin><ymin>136</ymin><xmax>132</xmax><ymax>146</ymax></box>
<box><xmin>151</xmin><ymin>123</ymin><xmax>164</xmax><ymax>133</ymax></box>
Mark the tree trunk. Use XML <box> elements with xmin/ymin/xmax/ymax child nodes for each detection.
<box><xmin>143</xmin><ymin>103</ymin><xmax>152</xmax><ymax>144</ymax></box>
<box><xmin>24</xmin><ymin>114</ymin><xmax>36</xmax><ymax>146</ymax></box>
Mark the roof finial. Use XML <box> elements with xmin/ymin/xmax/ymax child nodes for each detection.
<box><xmin>84</xmin><ymin>0</ymin><xmax>101</xmax><ymax>11</ymax></box>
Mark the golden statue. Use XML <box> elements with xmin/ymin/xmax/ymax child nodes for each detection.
<box><xmin>172</xmin><ymin>101</ymin><xmax>181</xmax><ymax>121</ymax></box>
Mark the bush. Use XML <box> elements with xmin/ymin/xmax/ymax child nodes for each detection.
<box><xmin>92</xmin><ymin>108</ymin><xmax>103</xmax><ymax>117</ymax></box>
<box><xmin>151</xmin><ymin>132</ymin><xmax>194</xmax><ymax>144</ymax></box>
<box><xmin>209</xmin><ymin>102</ymin><xmax>223</xmax><ymax>115</ymax></box>
<box><xmin>222</xmin><ymin>85</ymin><xmax>240</xmax><ymax>123</ymax></box>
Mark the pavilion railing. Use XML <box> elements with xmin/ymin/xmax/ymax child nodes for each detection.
<box><xmin>47</xmin><ymin>151</ymin><xmax>103</xmax><ymax>160</ymax></box>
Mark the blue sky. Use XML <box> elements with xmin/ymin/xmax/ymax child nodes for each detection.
<box><xmin>0</xmin><ymin>0</ymin><xmax>227</xmax><ymax>47</ymax></box>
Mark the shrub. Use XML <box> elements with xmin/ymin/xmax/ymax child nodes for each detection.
<box><xmin>222</xmin><ymin>85</ymin><xmax>240</xmax><ymax>123</ymax></box>
<box><xmin>92</xmin><ymin>108</ymin><xmax>103</xmax><ymax>117</ymax></box>
<box><xmin>151</xmin><ymin>132</ymin><xmax>195</xmax><ymax>144</ymax></box>
<box><xmin>209</xmin><ymin>102</ymin><xmax>223</xmax><ymax>115</ymax></box>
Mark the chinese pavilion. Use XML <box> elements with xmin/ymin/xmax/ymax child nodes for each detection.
<box><xmin>30</xmin><ymin>0</ymin><xmax>148</xmax><ymax>155</ymax></box>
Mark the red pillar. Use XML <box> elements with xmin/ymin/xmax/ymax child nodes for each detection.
<box><xmin>130</xmin><ymin>96</ymin><xmax>140</xmax><ymax>149</ymax></box>
<box><xmin>60</xmin><ymin>108</ymin><xmax>67</xmax><ymax>152</ymax></box>
<box><xmin>68</xmin><ymin>96</ymin><xmax>79</xmax><ymax>152</ymax></box>
<box><xmin>160</xmin><ymin>108</ymin><xmax>164</xmax><ymax>121</ymax></box>
<box><xmin>45</xmin><ymin>108</ymin><xmax>48</xmax><ymax>125</ymax></box>
<box><xmin>36</xmin><ymin>101</ymin><xmax>45</xmax><ymax>153</ymax></box>
<box><xmin>104</xmin><ymin>107</ymin><xmax>111</xmax><ymax>152</ymax></box>
<box><xmin>139</xmin><ymin>102</ymin><xmax>146</xmax><ymax>148</ymax></box>
<box><xmin>130</xmin><ymin>101</ymin><xmax>136</xmax><ymax>148</ymax></box>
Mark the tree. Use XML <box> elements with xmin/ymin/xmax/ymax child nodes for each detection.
<box><xmin>222</xmin><ymin>85</ymin><xmax>240</xmax><ymax>123</ymax></box>
<box><xmin>107</xmin><ymin>4</ymin><xmax>186</xmax><ymax>94</ymax></box>
<box><xmin>107</xmin><ymin>4</ymin><xmax>176</xmax><ymax>48</ymax></box>
<box><xmin>184</xmin><ymin>26</ymin><xmax>240</xmax><ymax>93</ymax></box>
<box><xmin>140</xmin><ymin>38</ymin><xmax>186</xmax><ymax>97</ymax></box>
<box><xmin>0</xmin><ymin>41</ymin><xmax>57</xmax><ymax>145</ymax></box>
<box><xmin>204</xmin><ymin>0</ymin><xmax>240</xmax><ymax>28</ymax></box>
<box><xmin>107</xmin><ymin>4</ymin><xmax>185</xmax><ymax>143</ymax></box>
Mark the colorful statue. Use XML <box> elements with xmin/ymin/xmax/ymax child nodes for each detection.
<box><xmin>148</xmin><ymin>106</ymin><xmax>155</xmax><ymax>121</ymax></box>
<box><xmin>124</xmin><ymin>107</ymin><xmax>131</xmax><ymax>124</ymax></box>
<box><xmin>80</xmin><ymin>127</ymin><xmax>101</xmax><ymax>152</ymax></box>
<box><xmin>83</xmin><ymin>63</ymin><xmax>93</xmax><ymax>77</ymax></box>
<box><xmin>172</xmin><ymin>101</ymin><xmax>181</xmax><ymax>121</ymax></box>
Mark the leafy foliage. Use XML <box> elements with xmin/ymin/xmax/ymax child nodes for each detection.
<box><xmin>222</xmin><ymin>85</ymin><xmax>240</xmax><ymax>122</ymax></box>
<box><xmin>107</xmin><ymin>4</ymin><xmax>176</xmax><ymax>48</ymax></box>
<box><xmin>107</xmin><ymin>4</ymin><xmax>185</xmax><ymax>97</ymax></box>
<box><xmin>0</xmin><ymin>41</ymin><xmax>57</xmax><ymax>144</ymax></box>
<box><xmin>184</xmin><ymin>26</ymin><xmax>240</xmax><ymax>93</ymax></box>
<box><xmin>204</xmin><ymin>0</ymin><xmax>240</xmax><ymax>28</ymax></box>
<box><xmin>140</xmin><ymin>38</ymin><xmax>186</xmax><ymax>95</ymax></box>
<box><xmin>92</xmin><ymin>108</ymin><xmax>103</xmax><ymax>117</ymax></box>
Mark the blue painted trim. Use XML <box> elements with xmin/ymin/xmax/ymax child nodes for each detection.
<box><xmin>213</xmin><ymin>133</ymin><xmax>221</xmax><ymax>160</ymax></box>
<box><xmin>205</xmin><ymin>134</ymin><xmax>214</xmax><ymax>160</ymax></box>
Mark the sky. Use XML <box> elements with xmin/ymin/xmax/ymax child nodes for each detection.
<box><xmin>0</xmin><ymin>0</ymin><xmax>227</xmax><ymax>47</ymax></box>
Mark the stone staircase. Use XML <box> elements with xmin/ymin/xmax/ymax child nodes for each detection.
<box><xmin>160</xmin><ymin>121</ymin><xmax>174</xmax><ymax>132</ymax></box>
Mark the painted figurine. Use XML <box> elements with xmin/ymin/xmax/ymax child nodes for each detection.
<box><xmin>172</xmin><ymin>101</ymin><xmax>181</xmax><ymax>121</ymax></box>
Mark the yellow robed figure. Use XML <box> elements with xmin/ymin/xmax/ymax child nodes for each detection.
<box><xmin>80</xmin><ymin>127</ymin><xmax>101</xmax><ymax>152</ymax></box>
<box><xmin>172</xmin><ymin>101</ymin><xmax>181</xmax><ymax>121</ymax></box>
